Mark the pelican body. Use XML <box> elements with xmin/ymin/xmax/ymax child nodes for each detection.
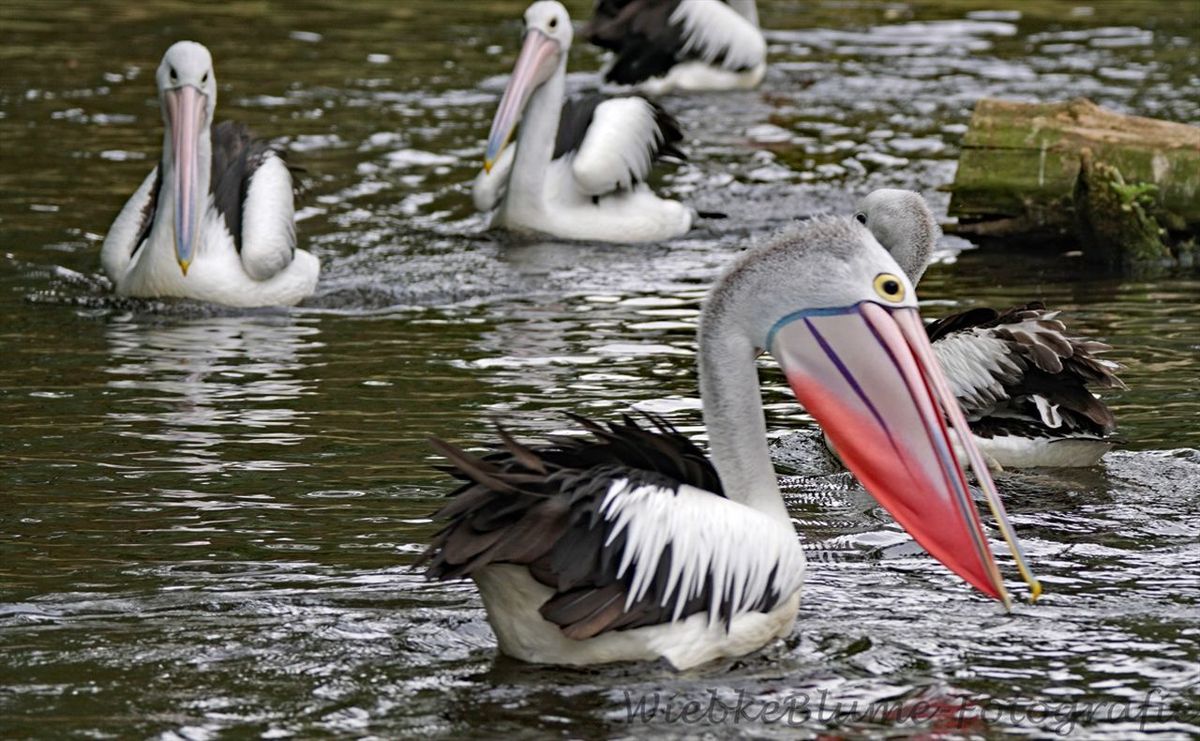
<box><xmin>101</xmin><ymin>41</ymin><xmax>319</xmax><ymax>307</ymax></box>
<box><xmin>856</xmin><ymin>189</ymin><xmax>1125</xmax><ymax>468</ymax></box>
<box><xmin>423</xmin><ymin>215</ymin><xmax>1040</xmax><ymax>669</ymax></box>
<box><xmin>472</xmin><ymin>2</ymin><xmax>694</xmax><ymax>243</ymax></box>
<box><xmin>585</xmin><ymin>0</ymin><xmax>766</xmax><ymax>94</ymax></box>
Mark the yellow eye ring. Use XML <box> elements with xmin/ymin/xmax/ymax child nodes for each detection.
<box><xmin>873</xmin><ymin>273</ymin><xmax>906</xmax><ymax>302</ymax></box>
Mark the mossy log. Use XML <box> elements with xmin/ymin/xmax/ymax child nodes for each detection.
<box><xmin>948</xmin><ymin>98</ymin><xmax>1200</xmax><ymax>266</ymax></box>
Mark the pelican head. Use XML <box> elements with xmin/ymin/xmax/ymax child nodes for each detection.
<box><xmin>157</xmin><ymin>41</ymin><xmax>217</xmax><ymax>276</ymax></box>
<box><xmin>483</xmin><ymin>1</ymin><xmax>573</xmax><ymax>172</ymax></box>
<box><xmin>704</xmin><ymin>216</ymin><xmax>1039</xmax><ymax>605</ymax></box>
<box><xmin>854</xmin><ymin>189</ymin><xmax>941</xmax><ymax>285</ymax></box>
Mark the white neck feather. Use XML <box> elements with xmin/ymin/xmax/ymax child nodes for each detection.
<box><xmin>509</xmin><ymin>61</ymin><xmax>565</xmax><ymax>209</ymax></box>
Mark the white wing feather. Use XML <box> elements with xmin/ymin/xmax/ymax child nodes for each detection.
<box><xmin>100</xmin><ymin>167</ymin><xmax>158</xmax><ymax>283</ymax></box>
<box><xmin>238</xmin><ymin>154</ymin><xmax>296</xmax><ymax>281</ymax></box>
<box><xmin>935</xmin><ymin>317</ymin><xmax>1118</xmax><ymax>429</ymax></box>
<box><xmin>672</xmin><ymin>0</ymin><xmax>767</xmax><ymax>71</ymax></box>
<box><xmin>571</xmin><ymin>98</ymin><xmax>663</xmax><ymax>196</ymax></box>
<box><xmin>600</xmin><ymin>479</ymin><xmax>806</xmax><ymax>625</ymax></box>
<box><xmin>932</xmin><ymin>330</ymin><xmax>1019</xmax><ymax>416</ymax></box>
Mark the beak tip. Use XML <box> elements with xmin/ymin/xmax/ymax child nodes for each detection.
<box><xmin>178</xmin><ymin>260</ymin><xmax>190</xmax><ymax>276</ymax></box>
<box><xmin>483</xmin><ymin>160</ymin><xmax>494</xmax><ymax>174</ymax></box>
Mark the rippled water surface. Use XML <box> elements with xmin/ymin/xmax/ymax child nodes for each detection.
<box><xmin>2</xmin><ymin>0</ymin><xmax>1199</xmax><ymax>737</ymax></box>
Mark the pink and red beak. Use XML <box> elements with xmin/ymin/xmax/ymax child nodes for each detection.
<box><xmin>483</xmin><ymin>28</ymin><xmax>561</xmax><ymax>172</ymax></box>
<box><xmin>770</xmin><ymin>301</ymin><xmax>1040</xmax><ymax>606</ymax></box>
<box><xmin>164</xmin><ymin>85</ymin><xmax>206</xmax><ymax>275</ymax></box>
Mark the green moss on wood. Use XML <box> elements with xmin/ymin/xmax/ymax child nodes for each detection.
<box><xmin>949</xmin><ymin>98</ymin><xmax>1200</xmax><ymax>266</ymax></box>
<box><xmin>1074</xmin><ymin>153</ymin><xmax>1169</xmax><ymax>267</ymax></box>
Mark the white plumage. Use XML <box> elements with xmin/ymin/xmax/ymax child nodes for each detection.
<box><xmin>471</xmin><ymin>145</ymin><xmax>515</xmax><ymax>213</ymax></box>
<box><xmin>474</xmin><ymin>1</ymin><xmax>693</xmax><ymax>242</ymax></box>
<box><xmin>935</xmin><ymin>329</ymin><xmax>1023</xmax><ymax>412</ymax></box>
<box><xmin>586</xmin><ymin>0</ymin><xmax>766</xmax><ymax>94</ymax></box>
<box><xmin>600</xmin><ymin>479</ymin><xmax>805</xmax><ymax>624</ymax></box>
<box><xmin>238</xmin><ymin>155</ymin><xmax>296</xmax><ymax>281</ymax></box>
<box><xmin>101</xmin><ymin>41</ymin><xmax>319</xmax><ymax>308</ymax></box>
<box><xmin>572</xmin><ymin>98</ymin><xmax>663</xmax><ymax>195</ymax></box>
<box><xmin>423</xmin><ymin>417</ymin><xmax>808</xmax><ymax>670</ymax></box>
<box><xmin>672</xmin><ymin>0</ymin><xmax>767</xmax><ymax>72</ymax></box>
<box><xmin>101</xmin><ymin>169</ymin><xmax>159</xmax><ymax>285</ymax></box>
<box><xmin>103</xmin><ymin>158</ymin><xmax>319</xmax><ymax>308</ymax></box>
<box><xmin>932</xmin><ymin>315</ymin><xmax>1122</xmax><ymax>468</ymax></box>
<box><xmin>472</xmin><ymin>564</ymin><xmax>801</xmax><ymax>669</ymax></box>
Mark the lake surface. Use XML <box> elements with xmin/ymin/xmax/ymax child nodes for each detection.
<box><xmin>1</xmin><ymin>0</ymin><xmax>1198</xmax><ymax>737</ymax></box>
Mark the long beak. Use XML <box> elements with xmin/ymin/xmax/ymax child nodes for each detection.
<box><xmin>769</xmin><ymin>301</ymin><xmax>1041</xmax><ymax>607</ymax></box>
<box><xmin>483</xmin><ymin>29</ymin><xmax>560</xmax><ymax>173</ymax></box>
<box><xmin>165</xmin><ymin>85</ymin><xmax>206</xmax><ymax>275</ymax></box>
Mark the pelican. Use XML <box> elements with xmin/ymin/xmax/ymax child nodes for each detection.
<box><xmin>584</xmin><ymin>0</ymin><xmax>766</xmax><ymax>94</ymax></box>
<box><xmin>422</xmin><ymin>215</ymin><xmax>1040</xmax><ymax>669</ymax></box>
<box><xmin>856</xmin><ymin>189</ymin><xmax>1126</xmax><ymax>468</ymax></box>
<box><xmin>472</xmin><ymin>1</ymin><xmax>695</xmax><ymax>243</ymax></box>
<box><xmin>101</xmin><ymin>41</ymin><xmax>319</xmax><ymax>308</ymax></box>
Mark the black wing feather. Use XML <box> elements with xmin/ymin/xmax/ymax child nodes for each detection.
<box><xmin>554</xmin><ymin>94</ymin><xmax>685</xmax><ymax>162</ymax></box>
<box><xmin>929</xmin><ymin>302</ymin><xmax>1125</xmax><ymax>438</ymax></box>
<box><xmin>585</xmin><ymin>0</ymin><xmax>753</xmax><ymax>86</ymax></box>
<box><xmin>129</xmin><ymin>164</ymin><xmax>164</xmax><ymax>258</ymax></box>
<box><xmin>553</xmin><ymin>94</ymin><xmax>606</xmax><ymax>159</ymax></box>
<box><xmin>209</xmin><ymin>120</ymin><xmax>289</xmax><ymax>254</ymax></box>
<box><xmin>585</xmin><ymin>0</ymin><xmax>685</xmax><ymax>86</ymax></box>
<box><xmin>420</xmin><ymin>414</ymin><xmax>782</xmax><ymax>640</ymax></box>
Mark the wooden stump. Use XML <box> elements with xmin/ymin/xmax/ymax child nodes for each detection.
<box><xmin>948</xmin><ymin>98</ymin><xmax>1200</xmax><ymax>267</ymax></box>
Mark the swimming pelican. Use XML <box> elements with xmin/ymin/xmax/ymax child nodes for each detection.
<box><xmin>856</xmin><ymin>189</ymin><xmax>1125</xmax><ymax>468</ymax></box>
<box><xmin>101</xmin><ymin>41</ymin><xmax>319</xmax><ymax>308</ymax></box>
<box><xmin>472</xmin><ymin>1</ymin><xmax>695</xmax><ymax>243</ymax></box>
<box><xmin>584</xmin><ymin>0</ymin><xmax>766</xmax><ymax>94</ymax></box>
<box><xmin>422</xmin><ymin>215</ymin><xmax>1040</xmax><ymax>669</ymax></box>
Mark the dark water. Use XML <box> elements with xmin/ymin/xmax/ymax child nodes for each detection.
<box><xmin>2</xmin><ymin>0</ymin><xmax>1199</xmax><ymax>737</ymax></box>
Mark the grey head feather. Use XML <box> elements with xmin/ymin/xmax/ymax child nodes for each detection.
<box><xmin>699</xmin><ymin>215</ymin><xmax>886</xmax><ymax>352</ymax></box>
<box><xmin>855</xmin><ymin>189</ymin><xmax>940</xmax><ymax>284</ymax></box>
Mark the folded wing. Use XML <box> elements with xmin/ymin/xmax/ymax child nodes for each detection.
<box><xmin>211</xmin><ymin>121</ymin><xmax>297</xmax><ymax>281</ymax></box>
<box><xmin>927</xmin><ymin>303</ymin><xmax>1125</xmax><ymax>437</ymax></box>
<box><xmin>562</xmin><ymin>95</ymin><xmax>685</xmax><ymax>197</ymax></box>
<box><xmin>422</xmin><ymin>415</ymin><xmax>805</xmax><ymax>639</ymax></box>
<box><xmin>586</xmin><ymin>0</ymin><xmax>765</xmax><ymax>86</ymax></box>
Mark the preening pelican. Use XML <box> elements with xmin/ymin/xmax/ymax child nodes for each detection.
<box><xmin>101</xmin><ymin>41</ymin><xmax>319</xmax><ymax>308</ymax></box>
<box><xmin>472</xmin><ymin>1</ymin><xmax>695</xmax><ymax>243</ymax></box>
<box><xmin>585</xmin><ymin>0</ymin><xmax>766</xmax><ymax>94</ymax></box>
<box><xmin>422</xmin><ymin>215</ymin><xmax>1040</xmax><ymax>669</ymax></box>
<box><xmin>857</xmin><ymin>189</ymin><xmax>1126</xmax><ymax>468</ymax></box>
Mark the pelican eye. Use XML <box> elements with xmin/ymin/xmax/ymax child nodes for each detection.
<box><xmin>549</xmin><ymin>17</ymin><xmax>558</xmax><ymax>28</ymax></box>
<box><xmin>854</xmin><ymin>212</ymin><xmax>867</xmax><ymax>225</ymax></box>
<box><xmin>873</xmin><ymin>273</ymin><xmax>905</xmax><ymax>302</ymax></box>
<box><xmin>169</xmin><ymin>66</ymin><xmax>178</xmax><ymax>82</ymax></box>
<box><xmin>201</xmin><ymin>71</ymin><xmax>209</xmax><ymax>83</ymax></box>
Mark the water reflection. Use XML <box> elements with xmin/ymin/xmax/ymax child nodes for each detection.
<box><xmin>102</xmin><ymin>314</ymin><xmax>322</xmax><ymax>475</ymax></box>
